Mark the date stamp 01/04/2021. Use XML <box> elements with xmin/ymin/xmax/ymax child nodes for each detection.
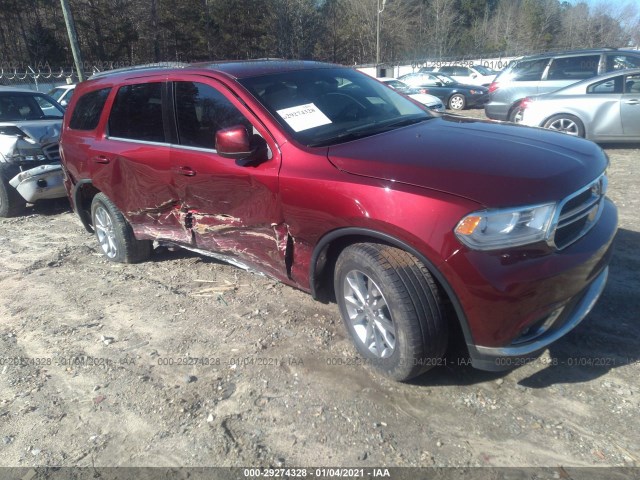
<box><xmin>1</xmin><ymin>354</ymin><xmax>639</xmax><ymax>371</ymax></box>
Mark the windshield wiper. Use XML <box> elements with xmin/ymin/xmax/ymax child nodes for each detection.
<box><xmin>309</xmin><ymin>115</ymin><xmax>430</xmax><ymax>147</ymax></box>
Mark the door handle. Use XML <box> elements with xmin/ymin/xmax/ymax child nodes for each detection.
<box><xmin>174</xmin><ymin>166</ymin><xmax>197</xmax><ymax>176</ymax></box>
<box><xmin>94</xmin><ymin>155</ymin><xmax>110</xmax><ymax>164</ymax></box>
<box><xmin>625</xmin><ymin>99</ymin><xmax>639</xmax><ymax>105</ymax></box>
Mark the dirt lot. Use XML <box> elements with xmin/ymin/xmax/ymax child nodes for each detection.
<box><xmin>1</xmin><ymin>110</ymin><xmax>639</xmax><ymax>470</ymax></box>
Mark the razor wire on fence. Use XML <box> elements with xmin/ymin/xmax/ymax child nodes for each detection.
<box><xmin>0</xmin><ymin>65</ymin><xmax>98</xmax><ymax>92</ymax></box>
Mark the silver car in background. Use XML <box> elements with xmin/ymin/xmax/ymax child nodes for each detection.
<box><xmin>486</xmin><ymin>48</ymin><xmax>640</xmax><ymax>121</ymax></box>
<box><xmin>519</xmin><ymin>68</ymin><xmax>640</xmax><ymax>142</ymax></box>
<box><xmin>0</xmin><ymin>87</ymin><xmax>66</xmax><ymax>217</ymax></box>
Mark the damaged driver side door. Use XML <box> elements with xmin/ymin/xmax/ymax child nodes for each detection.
<box><xmin>169</xmin><ymin>79</ymin><xmax>288</xmax><ymax>280</ymax></box>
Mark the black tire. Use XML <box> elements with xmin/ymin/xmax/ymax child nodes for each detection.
<box><xmin>542</xmin><ymin>114</ymin><xmax>585</xmax><ymax>137</ymax></box>
<box><xmin>508</xmin><ymin>105</ymin><xmax>524</xmax><ymax>123</ymax></box>
<box><xmin>0</xmin><ymin>167</ymin><xmax>26</xmax><ymax>218</ymax></box>
<box><xmin>334</xmin><ymin>243</ymin><xmax>447</xmax><ymax>381</ymax></box>
<box><xmin>90</xmin><ymin>193</ymin><xmax>151</xmax><ymax>263</ymax></box>
<box><xmin>448</xmin><ymin>93</ymin><xmax>466</xmax><ymax>110</ymax></box>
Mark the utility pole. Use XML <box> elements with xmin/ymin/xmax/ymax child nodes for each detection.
<box><xmin>376</xmin><ymin>0</ymin><xmax>386</xmax><ymax>68</ymax></box>
<box><xmin>60</xmin><ymin>0</ymin><xmax>86</xmax><ymax>82</ymax></box>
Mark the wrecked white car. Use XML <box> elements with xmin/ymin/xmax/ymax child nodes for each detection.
<box><xmin>0</xmin><ymin>87</ymin><xmax>66</xmax><ymax>217</ymax></box>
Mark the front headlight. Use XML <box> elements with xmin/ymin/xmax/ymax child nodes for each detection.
<box><xmin>11</xmin><ymin>147</ymin><xmax>47</xmax><ymax>162</ymax></box>
<box><xmin>469</xmin><ymin>90</ymin><xmax>483</xmax><ymax>95</ymax></box>
<box><xmin>455</xmin><ymin>203</ymin><xmax>556</xmax><ymax>250</ymax></box>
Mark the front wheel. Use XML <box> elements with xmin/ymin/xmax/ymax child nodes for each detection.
<box><xmin>448</xmin><ymin>94</ymin><xmax>466</xmax><ymax>110</ymax></box>
<box><xmin>334</xmin><ymin>243</ymin><xmax>448</xmax><ymax>381</ymax></box>
<box><xmin>0</xmin><ymin>167</ymin><xmax>26</xmax><ymax>217</ymax></box>
<box><xmin>90</xmin><ymin>193</ymin><xmax>151</xmax><ymax>263</ymax></box>
<box><xmin>543</xmin><ymin>114</ymin><xmax>585</xmax><ymax>137</ymax></box>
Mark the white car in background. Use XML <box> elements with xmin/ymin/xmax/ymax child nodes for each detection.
<box><xmin>47</xmin><ymin>84</ymin><xmax>76</xmax><ymax>107</ymax></box>
<box><xmin>378</xmin><ymin>78</ymin><xmax>445</xmax><ymax>112</ymax></box>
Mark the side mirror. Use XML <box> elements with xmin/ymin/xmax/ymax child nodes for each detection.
<box><xmin>215</xmin><ymin>125</ymin><xmax>256</xmax><ymax>159</ymax></box>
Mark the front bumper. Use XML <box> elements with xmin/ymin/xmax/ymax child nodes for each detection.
<box><xmin>443</xmin><ymin>197</ymin><xmax>617</xmax><ymax>371</ymax></box>
<box><xmin>468</xmin><ymin>94</ymin><xmax>489</xmax><ymax>108</ymax></box>
<box><xmin>8</xmin><ymin>164</ymin><xmax>66</xmax><ymax>203</ymax></box>
<box><xmin>468</xmin><ymin>266</ymin><xmax>609</xmax><ymax>371</ymax></box>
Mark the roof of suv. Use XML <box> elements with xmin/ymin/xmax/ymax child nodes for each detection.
<box><xmin>89</xmin><ymin>59</ymin><xmax>340</xmax><ymax>82</ymax></box>
<box><xmin>514</xmin><ymin>47</ymin><xmax>633</xmax><ymax>61</ymax></box>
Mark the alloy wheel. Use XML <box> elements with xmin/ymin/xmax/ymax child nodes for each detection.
<box><xmin>449</xmin><ymin>95</ymin><xmax>465</xmax><ymax>110</ymax></box>
<box><xmin>94</xmin><ymin>205</ymin><xmax>118</xmax><ymax>258</ymax></box>
<box><xmin>547</xmin><ymin>117</ymin><xmax>580</xmax><ymax>136</ymax></box>
<box><xmin>343</xmin><ymin>270</ymin><xmax>396</xmax><ymax>358</ymax></box>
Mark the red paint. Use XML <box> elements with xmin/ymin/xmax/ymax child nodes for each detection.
<box><xmin>60</xmin><ymin>60</ymin><xmax>617</xmax><ymax>362</ymax></box>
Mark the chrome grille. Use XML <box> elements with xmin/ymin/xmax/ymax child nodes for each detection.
<box><xmin>42</xmin><ymin>143</ymin><xmax>61</xmax><ymax>162</ymax></box>
<box><xmin>551</xmin><ymin>174</ymin><xmax>606</xmax><ymax>249</ymax></box>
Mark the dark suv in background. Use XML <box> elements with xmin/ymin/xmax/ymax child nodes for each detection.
<box><xmin>485</xmin><ymin>48</ymin><xmax>640</xmax><ymax>121</ymax></box>
<box><xmin>60</xmin><ymin>61</ymin><xmax>616</xmax><ymax>381</ymax></box>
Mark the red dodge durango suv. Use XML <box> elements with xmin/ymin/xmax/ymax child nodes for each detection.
<box><xmin>60</xmin><ymin>61</ymin><xmax>617</xmax><ymax>381</ymax></box>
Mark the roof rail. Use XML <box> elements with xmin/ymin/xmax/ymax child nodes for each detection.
<box><xmin>89</xmin><ymin>62</ymin><xmax>188</xmax><ymax>79</ymax></box>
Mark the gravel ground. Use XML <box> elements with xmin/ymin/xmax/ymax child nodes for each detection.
<box><xmin>0</xmin><ymin>109</ymin><xmax>638</xmax><ymax>470</ymax></box>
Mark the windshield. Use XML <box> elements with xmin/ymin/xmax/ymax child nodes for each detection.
<box><xmin>0</xmin><ymin>93</ymin><xmax>64</xmax><ymax>121</ymax></box>
<box><xmin>47</xmin><ymin>87</ymin><xmax>66</xmax><ymax>102</ymax></box>
<box><xmin>433</xmin><ymin>73</ymin><xmax>455</xmax><ymax>85</ymax></box>
<box><xmin>239</xmin><ymin>67</ymin><xmax>431</xmax><ymax>147</ymax></box>
<box><xmin>384</xmin><ymin>80</ymin><xmax>406</xmax><ymax>89</ymax></box>
<box><xmin>473</xmin><ymin>65</ymin><xmax>495</xmax><ymax>76</ymax></box>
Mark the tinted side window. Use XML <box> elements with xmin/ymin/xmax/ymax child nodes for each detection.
<box><xmin>547</xmin><ymin>55</ymin><xmax>599</xmax><ymax>80</ymax></box>
<box><xmin>626</xmin><ymin>74</ymin><xmax>640</xmax><ymax>93</ymax></box>
<box><xmin>108</xmin><ymin>83</ymin><xmax>164</xmax><ymax>142</ymax></box>
<box><xmin>175</xmin><ymin>81</ymin><xmax>251</xmax><ymax>150</ymax></box>
<box><xmin>510</xmin><ymin>59</ymin><xmax>548</xmax><ymax>81</ymax></box>
<box><xmin>439</xmin><ymin>66</ymin><xmax>454</xmax><ymax>75</ymax></box>
<box><xmin>69</xmin><ymin>88</ymin><xmax>110</xmax><ymax>130</ymax></box>
<box><xmin>607</xmin><ymin>54</ymin><xmax>640</xmax><ymax>71</ymax></box>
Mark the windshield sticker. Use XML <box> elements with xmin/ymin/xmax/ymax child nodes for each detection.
<box><xmin>276</xmin><ymin>103</ymin><xmax>331</xmax><ymax>132</ymax></box>
<box><xmin>366</xmin><ymin>97</ymin><xmax>385</xmax><ymax>105</ymax></box>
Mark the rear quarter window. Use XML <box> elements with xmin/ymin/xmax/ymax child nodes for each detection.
<box><xmin>587</xmin><ymin>76</ymin><xmax>623</xmax><ymax>94</ymax></box>
<box><xmin>606</xmin><ymin>54</ymin><xmax>640</xmax><ymax>71</ymax></box>
<box><xmin>547</xmin><ymin>55</ymin><xmax>599</xmax><ymax>81</ymax></box>
<box><xmin>69</xmin><ymin>88</ymin><xmax>111</xmax><ymax>130</ymax></box>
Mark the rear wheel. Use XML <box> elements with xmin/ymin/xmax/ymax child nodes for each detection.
<box><xmin>90</xmin><ymin>193</ymin><xmax>151</xmax><ymax>263</ymax></box>
<box><xmin>509</xmin><ymin>105</ymin><xmax>525</xmax><ymax>123</ymax></box>
<box><xmin>543</xmin><ymin>114</ymin><xmax>585</xmax><ymax>137</ymax></box>
<box><xmin>334</xmin><ymin>243</ymin><xmax>448</xmax><ymax>381</ymax></box>
<box><xmin>448</xmin><ymin>94</ymin><xmax>466</xmax><ymax>110</ymax></box>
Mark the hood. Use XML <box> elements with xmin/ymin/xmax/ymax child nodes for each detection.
<box><xmin>0</xmin><ymin>119</ymin><xmax>62</xmax><ymax>144</ymax></box>
<box><xmin>326</xmin><ymin>116</ymin><xmax>607</xmax><ymax>207</ymax></box>
<box><xmin>0</xmin><ymin>120</ymin><xmax>61</xmax><ymax>164</ymax></box>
